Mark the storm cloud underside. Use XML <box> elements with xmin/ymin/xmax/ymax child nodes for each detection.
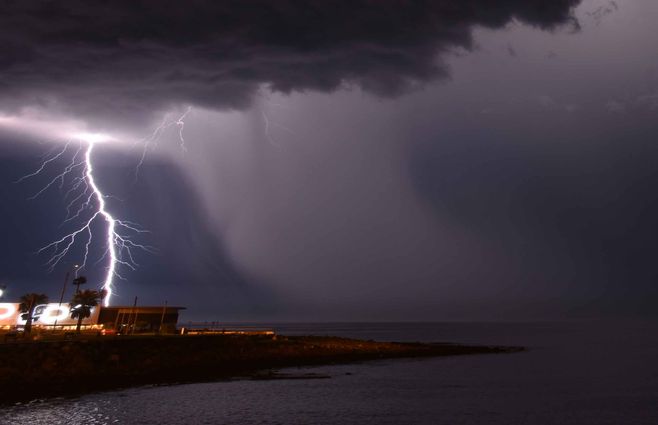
<box><xmin>4</xmin><ymin>1</ymin><xmax>656</xmax><ymax>321</ymax></box>
<box><xmin>0</xmin><ymin>0</ymin><xmax>580</xmax><ymax>127</ymax></box>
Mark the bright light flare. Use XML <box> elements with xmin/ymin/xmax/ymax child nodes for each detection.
<box><xmin>70</xmin><ymin>132</ymin><xmax>115</xmax><ymax>144</ymax></box>
<box><xmin>0</xmin><ymin>113</ymin><xmax>112</xmax><ymax>145</ymax></box>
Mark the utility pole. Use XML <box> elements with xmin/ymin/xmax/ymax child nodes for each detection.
<box><xmin>54</xmin><ymin>264</ymin><xmax>78</xmax><ymax>330</ymax></box>
<box><xmin>73</xmin><ymin>275</ymin><xmax>87</xmax><ymax>294</ymax></box>
<box><xmin>129</xmin><ymin>296</ymin><xmax>138</xmax><ymax>334</ymax></box>
<box><xmin>159</xmin><ymin>300</ymin><xmax>168</xmax><ymax>334</ymax></box>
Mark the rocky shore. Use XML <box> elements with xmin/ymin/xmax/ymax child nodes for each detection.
<box><xmin>0</xmin><ymin>334</ymin><xmax>523</xmax><ymax>403</ymax></box>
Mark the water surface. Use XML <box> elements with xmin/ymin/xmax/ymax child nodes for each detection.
<box><xmin>2</xmin><ymin>321</ymin><xmax>657</xmax><ymax>424</ymax></box>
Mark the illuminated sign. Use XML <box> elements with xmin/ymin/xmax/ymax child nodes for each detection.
<box><xmin>0</xmin><ymin>303</ymin><xmax>99</xmax><ymax>327</ymax></box>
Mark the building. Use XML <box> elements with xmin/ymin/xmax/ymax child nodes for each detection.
<box><xmin>0</xmin><ymin>302</ymin><xmax>184</xmax><ymax>333</ymax></box>
<box><xmin>98</xmin><ymin>305</ymin><xmax>185</xmax><ymax>333</ymax></box>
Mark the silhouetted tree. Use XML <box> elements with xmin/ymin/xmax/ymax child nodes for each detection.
<box><xmin>72</xmin><ymin>276</ymin><xmax>87</xmax><ymax>294</ymax></box>
<box><xmin>18</xmin><ymin>293</ymin><xmax>48</xmax><ymax>335</ymax></box>
<box><xmin>70</xmin><ymin>289</ymin><xmax>101</xmax><ymax>333</ymax></box>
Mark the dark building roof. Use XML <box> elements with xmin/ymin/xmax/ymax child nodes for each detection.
<box><xmin>100</xmin><ymin>306</ymin><xmax>186</xmax><ymax>314</ymax></box>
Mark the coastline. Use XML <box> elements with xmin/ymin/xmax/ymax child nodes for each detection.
<box><xmin>0</xmin><ymin>334</ymin><xmax>524</xmax><ymax>403</ymax></box>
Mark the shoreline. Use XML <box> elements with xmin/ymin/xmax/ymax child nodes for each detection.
<box><xmin>0</xmin><ymin>334</ymin><xmax>524</xmax><ymax>403</ymax></box>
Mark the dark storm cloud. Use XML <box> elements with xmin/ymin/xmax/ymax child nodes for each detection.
<box><xmin>0</xmin><ymin>0</ymin><xmax>580</xmax><ymax>127</ymax></box>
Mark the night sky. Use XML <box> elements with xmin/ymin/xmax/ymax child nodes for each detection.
<box><xmin>1</xmin><ymin>0</ymin><xmax>657</xmax><ymax>321</ymax></box>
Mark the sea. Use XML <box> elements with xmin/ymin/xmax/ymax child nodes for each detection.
<box><xmin>1</xmin><ymin>321</ymin><xmax>657</xmax><ymax>425</ymax></box>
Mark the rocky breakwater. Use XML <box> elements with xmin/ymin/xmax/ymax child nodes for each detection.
<box><xmin>0</xmin><ymin>334</ymin><xmax>523</xmax><ymax>402</ymax></box>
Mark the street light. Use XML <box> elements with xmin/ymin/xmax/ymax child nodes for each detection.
<box><xmin>0</xmin><ymin>285</ymin><xmax>5</xmax><ymax>299</ymax></box>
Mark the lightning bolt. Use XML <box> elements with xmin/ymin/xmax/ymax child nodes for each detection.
<box><xmin>13</xmin><ymin>109</ymin><xmax>190</xmax><ymax>306</ymax></box>
<box><xmin>261</xmin><ymin>110</ymin><xmax>295</xmax><ymax>148</ymax></box>
<box><xmin>133</xmin><ymin>106</ymin><xmax>191</xmax><ymax>180</ymax></box>
<box><xmin>22</xmin><ymin>139</ymin><xmax>152</xmax><ymax>306</ymax></box>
